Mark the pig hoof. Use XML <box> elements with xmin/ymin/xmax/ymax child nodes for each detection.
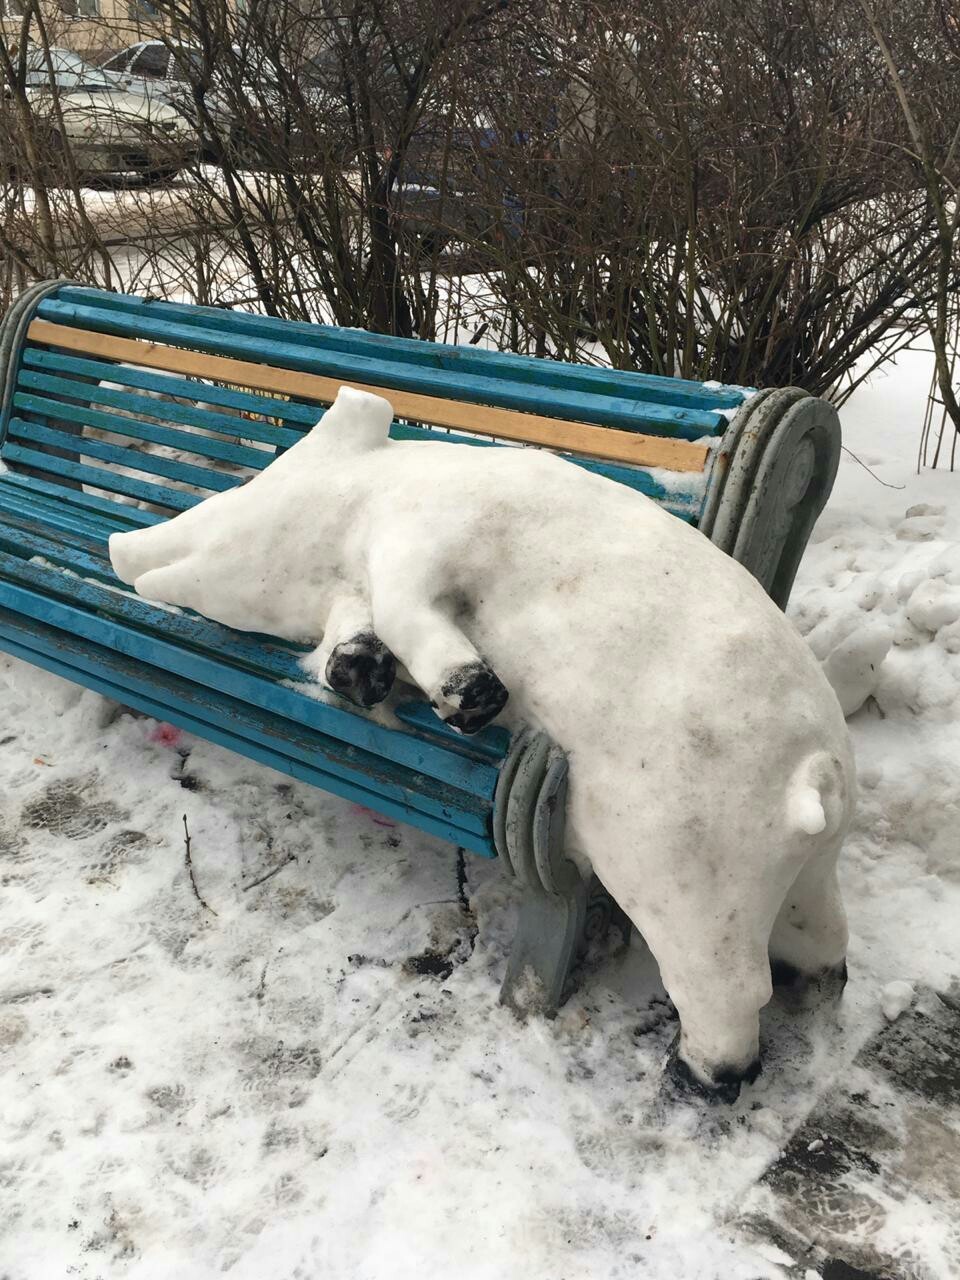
<box><xmin>771</xmin><ymin>957</ymin><xmax>848</xmax><ymax>1009</ymax></box>
<box><xmin>664</xmin><ymin>1042</ymin><xmax>761</xmax><ymax>1105</ymax></box>
<box><xmin>325</xmin><ymin>632</ymin><xmax>397</xmax><ymax>708</ymax></box>
<box><xmin>439</xmin><ymin>662</ymin><xmax>508</xmax><ymax>734</ymax></box>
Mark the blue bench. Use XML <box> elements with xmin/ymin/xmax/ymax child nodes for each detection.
<box><xmin>0</xmin><ymin>281</ymin><xmax>841</xmax><ymax>1011</ymax></box>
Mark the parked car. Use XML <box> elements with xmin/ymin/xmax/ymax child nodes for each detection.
<box><xmin>101</xmin><ymin>40</ymin><xmax>340</xmax><ymax>165</ymax></box>
<box><xmin>100</xmin><ymin>40</ymin><xmax>234</xmax><ymax>153</ymax></box>
<box><xmin>14</xmin><ymin>46</ymin><xmax>195</xmax><ymax>183</ymax></box>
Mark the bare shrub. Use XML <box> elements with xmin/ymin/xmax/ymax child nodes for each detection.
<box><xmin>1</xmin><ymin>0</ymin><xmax>959</xmax><ymax>406</ymax></box>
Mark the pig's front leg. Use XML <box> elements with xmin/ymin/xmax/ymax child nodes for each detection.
<box><xmin>368</xmin><ymin>558</ymin><xmax>508</xmax><ymax>735</ymax></box>
<box><xmin>302</xmin><ymin>592</ymin><xmax>397</xmax><ymax>709</ymax></box>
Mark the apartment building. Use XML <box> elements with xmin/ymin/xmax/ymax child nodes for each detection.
<box><xmin>1</xmin><ymin>0</ymin><xmax>162</xmax><ymax>60</ymax></box>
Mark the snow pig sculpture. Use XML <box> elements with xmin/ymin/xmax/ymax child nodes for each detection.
<box><xmin>109</xmin><ymin>386</ymin><xmax>856</xmax><ymax>1098</ymax></box>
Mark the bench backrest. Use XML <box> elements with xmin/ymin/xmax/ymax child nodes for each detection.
<box><xmin>0</xmin><ymin>285</ymin><xmax>749</xmax><ymax>530</ymax></box>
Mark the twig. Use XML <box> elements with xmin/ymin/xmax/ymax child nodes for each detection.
<box><xmin>182</xmin><ymin>813</ymin><xmax>217</xmax><ymax>915</ymax></box>
<box><xmin>242</xmin><ymin>853</ymin><xmax>297</xmax><ymax>892</ymax></box>
<box><xmin>840</xmin><ymin>446</ymin><xmax>906</xmax><ymax>490</ymax></box>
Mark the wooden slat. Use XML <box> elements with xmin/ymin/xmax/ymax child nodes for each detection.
<box><xmin>27</xmin><ymin>319</ymin><xmax>711</xmax><ymax>473</ymax></box>
<box><xmin>17</xmin><ymin>370</ymin><xmax>285</xmax><ymax>457</ymax></box>
<box><xmin>386</xmin><ymin>422</ymin><xmax>704</xmax><ymax>520</ymax></box>
<box><xmin>38</xmin><ymin>298</ymin><xmax>725</xmax><ymax>440</ymax></box>
<box><xmin>61</xmin><ymin>286</ymin><xmax>745</xmax><ymax>417</ymax></box>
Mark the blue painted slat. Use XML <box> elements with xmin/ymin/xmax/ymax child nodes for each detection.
<box><xmin>0</xmin><ymin>471</ymin><xmax>164</xmax><ymax>527</ymax></box>
<box><xmin>23</xmin><ymin>347</ymin><xmax>313</xmax><ymax>437</ymax></box>
<box><xmin>9</xmin><ymin>415</ymin><xmax>242</xmax><ymax>494</ymax></box>
<box><xmin>0</xmin><ymin>481</ymin><xmax>124</xmax><ymax>542</ymax></box>
<box><xmin>394</xmin><ymin>700</ymin><xmax>512</xmax><ymax>761</ymax></box>
<box><xmin>60</xmin><ymin>286</ymin><xmax>746</xmax><ymax>416</ymax></box>
<box><xmin>0</xmin><ymin>523</ymin><xmax>327</xmax><ymax>672</ymax></box>
<box><xmin>2</xmin><ymin>439</ymin><xmax>200</xmax><ymax>511</ymax></box>
<box><xmin>17</xmin><ymin>369</ymin><xmax>700</xmax><ymax>518</ymax></box>
<box><xmin>17</xmin><ymin>370</ymin><xmax>284</xmax><ymax>466</ymax></box>
<box><xmin>0</xmin><ymin>611</ymin><xmax>497</xmax><ymax>857</ymax></box>
<box><xmin>0</xmin><ymin>581</ymin><xmax>493</xmax><ymax>833</ymax></box>
<box><xmin>387</xmin><ymin>423</ymin><xmax>703</xmax><ymax>521</ymax></box>
<box><xmin>0</xmin><ymin>571</ymin><xmax>501</xmax><ymax>797</ymax></box>
<box><xmin>37</xmin><ymin>299</ymin><xmax>725</xmax><ymax>440</ymax></box>
<box><xmin>0</xmin><ymin>508</ymin><xmax>107</xmax><ymax>564</ymax></box>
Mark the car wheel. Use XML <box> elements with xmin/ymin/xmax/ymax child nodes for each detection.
<box><xmin>141</xmin><ymin>167</ymin><xmax>181</xmax><ymax>186</ymax></box>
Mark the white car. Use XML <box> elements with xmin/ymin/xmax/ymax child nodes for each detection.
<box><xmin>101</xmin><ymin>41</ymin><xmax>235</xmax><ymax>153</ymax></box>
<box><xmin>102</xmin><ymin>40</ymin><xmax>339</xmax><ymax>164</ymax></box>
<box><xmin>20</xmin><ymin>47</ymin><xmax>195</xmax><ymax>182</ymax></box>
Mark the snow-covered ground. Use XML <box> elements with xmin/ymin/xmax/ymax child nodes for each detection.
<box><xmin>1</xmin><ymin>349</ymin><xmax>958</xmax><ymax>1279</ymax></box>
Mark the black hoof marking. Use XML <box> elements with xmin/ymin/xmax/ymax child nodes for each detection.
<box><xmin>439</xmin><ymin>661</ymin><xmax>509</xmax><ymax>735</ymax></box>
<box><xmin>664</xmin><ymin>1038</ymin><xmax>761</xmax><ymax>1105</ymax></box>
<box><xmin>772</xmin><ymin>957</ymin><xmax>848</xmax><ymax>1008</ymax></box>
<box><xmin>325</xmin><ymin>632</ymin><xmax>397</xmax><ymax>708</ymax></box>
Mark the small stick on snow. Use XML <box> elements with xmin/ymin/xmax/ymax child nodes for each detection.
<box><xmin>242</xmin><ymin>853</ymin><xmax>297</xmax><ymax>892</ymax></box>
<box><xmin>183</xmin><ymin>813</ymin><xmax>217</xmax><ymax>915</ymax></box>
<box><xmin>841</xmin><ymin>446</ymin><xmax>906</xmax><ymax>490</ymax></box>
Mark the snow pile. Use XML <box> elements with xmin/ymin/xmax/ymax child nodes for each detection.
<box><xmin>798</xmin><ymin>506</ymin><xmax>959</xmax><ymax>721</ymax></box>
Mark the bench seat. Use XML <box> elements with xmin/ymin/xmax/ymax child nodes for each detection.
<box><xmin>0</xmin><ymin>280</ymin><xmax>842</xmax><ymax>1011</ymax></box>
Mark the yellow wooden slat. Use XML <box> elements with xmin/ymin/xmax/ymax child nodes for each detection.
<box><xmin>26</xmin><ymin>319</ymin><xmax>710</xmax><ymax>473</ymax></box>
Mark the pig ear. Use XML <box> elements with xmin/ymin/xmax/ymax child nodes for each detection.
<box><xmin>313</xmin><ymin>385</ymin><xmax>394</xmax><ymax>452</ymax></box>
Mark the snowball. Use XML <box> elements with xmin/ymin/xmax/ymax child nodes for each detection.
<box><xmin>880</xmin><ymin>980</ymin><xmax>914</xmax><ymax>1022</ymax></box>
<box><xmin>855</xmin><ymin>579</ymin><xmax>883</xmax><ymax>611</ymax></box>
<box><xmin>905</xmin><ymin>580</ymin><xmax>960</xmax><ymax>633</ymax></box>
<box><xmin>858</xmin><ymin>763</ymin><xmax>884</xmax><ymax>789</ymax></box>
<box><xmin>927</xmin><ymin>546</ymin><xmax>960</xmax><ymax>585</ymax></box>
<box><xmin>896</xmin><ymin>516</ymin><xmax>943</xmax><ymax>542</ymax></box>
<box><xmin>892</xmin><ymin>618</ymin><xmax>927</xmax><ymax>650</ymax></box>
<box><xmin>904</xmin><ymin>503</ymin><xmax>946</xmax><ymax>518</ymax></box>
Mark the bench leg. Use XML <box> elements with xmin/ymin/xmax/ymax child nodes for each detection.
<box><xmin>583</xmin><ymin>873</ymin><xmax>634</xmax><ymax>952</ymax></box>
<box><xmin>494</xmin><ymin>727</ymin><xmax>633</xmax><ymax>1017</ymax></box>
<box><xmin>500</xmin><ymin>863</ymin><xmax>586</xmax><ymax>1017</ymax></box>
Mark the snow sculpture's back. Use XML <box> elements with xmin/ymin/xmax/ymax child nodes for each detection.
<box><xmin>110</xmin><ymin>385</ymin><xmax>855</xmax><ymax>1100</ymax></box>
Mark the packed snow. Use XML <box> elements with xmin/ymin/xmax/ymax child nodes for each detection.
<box><xmin>1</xmin><ymin>348</ymin><xmax>959</xmax><ymax>1278</ymax></box>
<box><xmin>108</xmin><ymin>385</ymin><xmax>855</xmax><ymax>1089</ymax></box>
